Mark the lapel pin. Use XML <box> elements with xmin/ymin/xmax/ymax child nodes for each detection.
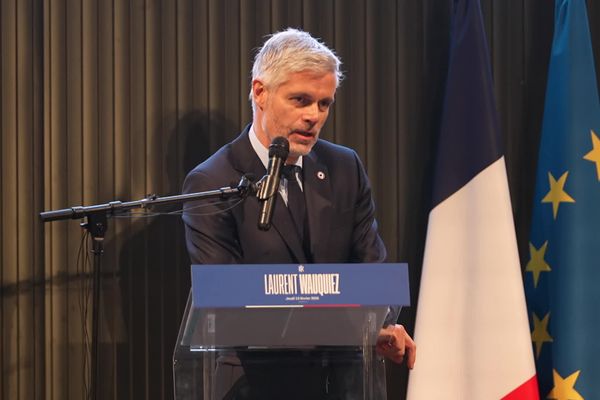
<box><xmin>317</xmin><ymin>171</ymin><xmax>325</xmax><ymax>180</ymax></box>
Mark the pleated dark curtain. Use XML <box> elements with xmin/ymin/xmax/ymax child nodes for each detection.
<box><xmin>3</xmin><ymin>0</ymin><xmax>598</xmax><ymax>399</ymax></box>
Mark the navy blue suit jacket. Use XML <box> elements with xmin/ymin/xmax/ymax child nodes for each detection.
<box><xmin>182</xmin><ymin>125</ymin><xmax>386</xmax><ymax>265</ymax></box>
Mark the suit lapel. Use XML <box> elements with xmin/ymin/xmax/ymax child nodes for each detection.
<box><xmin>229</xmin><ymin>127</ymin><xmax>307</xmax><ymax>263</ymax></box>
<box><xmin>303</xmin><ymin>149</ymin><xmax>332</xmax><ymax>261</ymax></box>
<box><xmin>228</xmin><ymin>126</ymin><xmax>266</xmax><ymax>179</ymax></box>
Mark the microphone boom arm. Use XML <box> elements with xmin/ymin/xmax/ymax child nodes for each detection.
<box><xmin>39</xmin><ymin>175</ymin><xmax>256</xmax><ymax>222</ymax></box>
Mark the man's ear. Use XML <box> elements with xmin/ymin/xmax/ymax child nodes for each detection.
<box><xmin>252</xmin><ymin>80</ymin><xmax>267</xmax><ymax>110</ymax></box>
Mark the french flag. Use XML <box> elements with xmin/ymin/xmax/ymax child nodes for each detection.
<box><xmin>406</xmin><ymin>0</ymin><xmax>538</xmax><ymax>398</ymax></box>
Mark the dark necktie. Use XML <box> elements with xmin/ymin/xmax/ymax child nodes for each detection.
<box><xmin>282</xmin><ymin>165</ymin><xmax>306</xmax><ymax>242</ymax></box>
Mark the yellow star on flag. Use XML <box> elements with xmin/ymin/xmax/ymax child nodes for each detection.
<box><xmin>547</xmin><ymin>369</ymin><xmax>583</xmax><ymax>400</ymax></box>
<box><xmin>583</xmin><ymin>129</ymin><xmax>600</xmax><ymax>180</ymax></box>
<box><xmin>531</xmin><ymin>312</ymin><xmax>552</xmax><ymax>359</ymax></box>
<box><xmin>526</xmin><ymin>241</ymin><xmax>551</xmax><ymax>288</ymax></box>
<box><xmin>542</xmin><ymin>171</ymin><xmax>575</xmax><ymax>219</ymax></box>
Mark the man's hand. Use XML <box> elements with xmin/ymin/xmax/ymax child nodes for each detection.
<box><xmin>376</xmin><ymin>324</ymin><xmax>416</xmax><ymax>369</ymax></box>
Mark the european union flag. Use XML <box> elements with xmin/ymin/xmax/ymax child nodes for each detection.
<box><xmin>526</xmin><ymin>0</ymin><xmax>600</xmax><ymax>397</ymax></box>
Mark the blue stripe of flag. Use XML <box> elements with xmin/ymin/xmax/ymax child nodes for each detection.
<box><xmin>431</xmin><ymin>0</ymin><xmax>502</xmax><ymax>209</ymax></box>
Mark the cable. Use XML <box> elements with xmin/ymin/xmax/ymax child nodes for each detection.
<box><xmin>109</xmin><ymin>196</ymin><xmax>247</xmax><ymax>218</ymax></box>
<box><xmin>76</xmin><ymin>230</ymin><xmax>92</xmax><ymax>400</ymax></box>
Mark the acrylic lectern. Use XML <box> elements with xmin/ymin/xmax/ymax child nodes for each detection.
<box><xmin>173</xmin><ymin>263</ymin><xmax>409</xmax><ymax>400</ymax></box>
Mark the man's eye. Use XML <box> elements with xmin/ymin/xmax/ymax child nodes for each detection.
<box><xmin>319</xmin><ymin>100</ymin><xmax>332</xmax><ymax>110</ymax></box>
<box><xmin>292</xmin><ymin>97</ymin><xmax>308</xmax><ymax>105</ymax></box>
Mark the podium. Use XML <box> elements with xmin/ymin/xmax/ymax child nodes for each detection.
<box><xmin>173</xmin><ymin>263</ymin><xmax>409</xmax><ymax>400</ymax></box>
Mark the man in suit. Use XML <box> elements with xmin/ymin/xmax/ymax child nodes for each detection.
<box><xmin>182</xmin><ymin>28</ymin><xmax>415</xmax><ymax>398</ymax></box>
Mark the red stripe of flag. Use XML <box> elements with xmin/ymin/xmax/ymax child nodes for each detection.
<box><xmin>501</xmin><ymin>375</ymin><xmax>539</xmax><ymax>400</ymax></box>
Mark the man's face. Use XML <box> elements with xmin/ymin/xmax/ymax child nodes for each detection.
<box><xmin>252</xmin><ymin>70</ymin><xmax>337</xmax><ymax>163</ymax></box>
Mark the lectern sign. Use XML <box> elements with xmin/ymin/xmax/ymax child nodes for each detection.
<box><xmin>191</xmin><ymin>263</ymin><xmax>409</xmax><ymax>308</ymax></box>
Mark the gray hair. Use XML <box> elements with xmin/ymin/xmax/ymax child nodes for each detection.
<box><xmin>249</xmin><ymin>28</ymin><xmax>343</xmax><ymax>104</ymax></box>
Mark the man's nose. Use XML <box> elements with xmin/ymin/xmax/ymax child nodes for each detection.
<box><xmin>303</xmin><ymin>103</ymin><xmax>319</xmax><ymax>124</ymax></box>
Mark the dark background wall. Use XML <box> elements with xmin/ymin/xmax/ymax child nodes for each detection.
<box><xmin>2</xmin><ymin>0</ymin><xmax>596</xmax><ymax>399</ymax></box>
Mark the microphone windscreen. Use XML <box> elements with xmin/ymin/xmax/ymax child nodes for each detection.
<box><xmin>269</xmin><ymin>136</ymin><xmax>290</xmax><ymax>160</ymax></box>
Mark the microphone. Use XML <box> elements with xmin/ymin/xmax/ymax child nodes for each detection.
<box><xmin>257</xmin><ymin>136</ymin><xmax>289</xmax><ymax>230</ymax></box>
